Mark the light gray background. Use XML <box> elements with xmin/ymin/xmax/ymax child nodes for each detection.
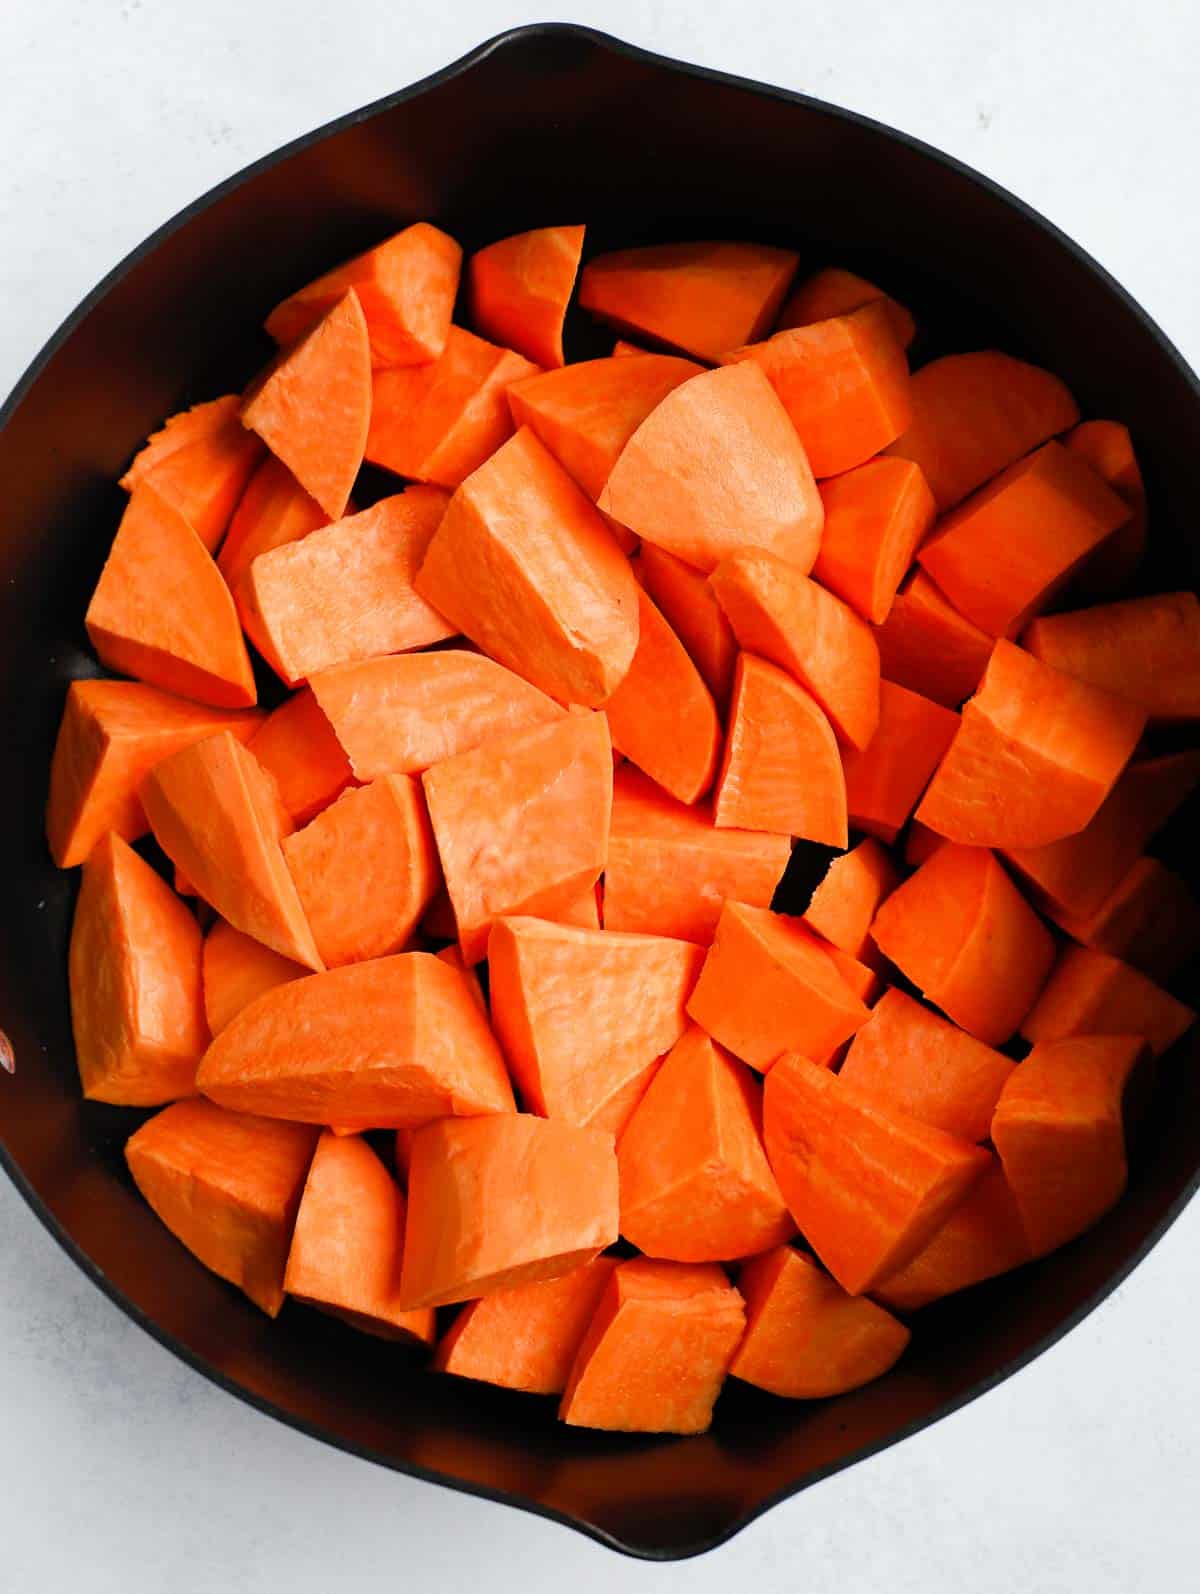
<box><xmin>2</xmin><ymin>2</ymin><xmax>1199</xmax><ymax>1589</ymax></box>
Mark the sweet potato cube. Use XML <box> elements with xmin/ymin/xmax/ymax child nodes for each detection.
<box><xmin>217</xmin><ymin>454</ymin><xmax>328</xmax><ymax>595</ymax></box>
<box><xmin>467</xmin><ymin>224</ymin><xmax>584</xmax><ymax>368</ymax></box>
<box><xmin>1024</xmin><ymin>591</ymin><xmax>1200</xmax><ymax>722</ymax></box>
<box><xmin>814</xmin><ymin>456</ymin><xmax>936</xmax><ymax>625</ymax></box>
<box><xmin>777</xmin><ymin>266</ymin><xmax>915</xmax><ymax>348</ymax></box>
<box><xmin>1020</xmin><ymin>946</ymin><xmax>1195</xmax><ymax>1058</ymax></box>
<box><xmin>247</xmin><ymin>688</ymin><xmax>352</xmax><ymax>826</ymax></box>
<box><xmin>636</xmin><ymin>542</ymin><xmax>737</xmax><ymax>708</ymax></box>
<box><xmin>843</xmin><ymin>681</ymin><xmax>959</xmax><ymax>845</ymax></box>
<box><xmin>872</xmin><ymin>569</ymin><xmax>994</xmax><ymax>709</ymax></box>
<box><xmin>120</xmin><ymin>393</ymin><xmax>263</xmax><ymax>553</ymax></box>
<box><xmin>802</xmin><ymin>838</ymin><xmax>900</xmax><ymax>964</ymax></box>
<box><xmin>202</xmin><ymin>920</ymin><xmax>306</xmax><ymax>1038</ymax></box>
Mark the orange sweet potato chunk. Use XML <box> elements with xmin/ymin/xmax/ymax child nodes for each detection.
<box><xmin>86</xmin><ymin>484</ymin><xmax>257</xmax><ymax>710</ymax></box>
<box><xmin>814</xmin><ymin>456</ymin><xmax>936</xmax><ymax>625</ymax></box>
<box><xmin>435</xmin><ymin>1256</ymin><xmax>618</xmax><ymax>1395</ymax></box>
<box><xmin>400</xmin><ymin>1114</ymin><xmax>618</xmax><ymax>1309</ymax></box>
<box><xmin>265</xmin><ymin>222</ymin><xmax>462</xmax><ymax>367</ymax></box>
<box><xmin>777</xmin><ymin>267</ymin><xmax>916</xmax><ymax>348</ymax></box>
<box><xmin>871</xmin><ymin>844</ymin><xmax>1056</xmax><ymax>1046</ymax></box>
<box><xmin>246</xmin><ymin>688</ymin><xmax>353</xmax><ymax>828</ymax></box>
<box><xmin>617</xmin><ymin>1026</ymin><xmax>794</xmax><ymax>1261</ymax></box>
<box><xmin>46</xmin><ymin>680</ymin><xmax>260</xmax><ymax>869</ymax></box>
<box><xmin>415</xmin><ymin>427</ymin><xmax>638</xmax><ymax>706</ymax></box>
<box><xmin>242</xmin><ymin>289</ymin><xmax>371</xmax><ymax>520</ymax></box>
<box><xmin>687</xmin><ymin>901</ymin><xmax>869</xmax><ymax>1070</ymax></box>
<box><xmin>468</xmin><ymin>224</ymin><xmax>585</xmax><ymax>368</ymax></box>
<box><xmin>120</xmin><ymin>393</ymin><xmax>263</xmax><ymax>553</ymax></box>
<box><xmin>637</xmin><ymin>542</ymin><xmax>738</xmax><ymax>708</ymax></box>
<box><xmin>197</xmin><ymin>951</ymin><xmax>514</xmax><ymax>1128</ymax></box>
<box><xmin>1063</xmin><ymin>419</ymin><xmax>1147</xmax><ymax>597</ymax></box>
<box><xmin>597</xmin><ymin>363</ymin><xmax>824</xmax><ymax>574</ymax></box>
<box><xmin>140</xmin><ymin>731</ymin><xmax>324</xmax><ymax>971</ymax></box>
<box><xmin>126</xmin><ymin>1098</ymin><xmax>319</xmax><ymax>1316</ymax></box>
<box><xmin>731</xmin><ymin>1246</ymin><xmax>910</xmax><ymax>1397</ymax></box>
<box><xmin>218</xmin><ymin>455</ymin><xmax>328</xmax><ymax>595</ymax></box>
<box><xmin>422</xmin><ymin>711</ymin><xmax>612</xmax><ymax>964</ymax></box>
<box><xmin>603</xmin><ymin>766</ymin><xmax>790</xmax><ymax>943</ymax></box>
<box><xmin>202</xmin><ymin>919</ymin><xmax>306</xmax><ymax>1038</ymax></box>
<box><xmin>843</xmin><ymin>681</ymin><xmax>959</xmax><ymax>845</ymax></box>
<box><xmin>69</xmin><ymin>832</ymin><xmax>207</xmax><ymax>1105</ymax></box>
<box><xmin>559</xmin><ymin>1257</ymin><xmax>746</xmax><ymax>1434</ymax></box>
<box><xmin>1053</xmin><ymin>857</ymin><xmax>1200</xmax><ymax>981</ymax></box>
<box><xmin>282</xmin><ymin>775</ymin><xmax>439</xmax><ymax>967</ymax></box>
<box><xmin>1020</xmin><ymin>945</ymin><xmax>1195</xmax><ymax>1058</ymax></box>
<box><xmin>1024</xmin><ymin>591</ymin><xmax>1200</xmax><ymax>723</ymax></box>
<box><xmin>763</xmin><ymin>1053</ymin><xmax>989</xmax><ymax>1295</ymax></box>
<box><xmin>488</xmin><ymin>916</ymin><xmax>703</xmax><ymax>1125</ymax></box>
<box><xmin>284</xmin><ymin>1131</ymin><xmax>435</xmax><ymax>1343</ymax></box>
<box><xmin>872</xmin><ymin>569</ymin><xmax>994</xmax><ymax>709</ymax></box>
<box><xmin>803</xmin><ymin>838</ymin><xmax>900</xmax><ymax>964</ymax></box>
<box><xmin>578</xmin><ymin>239</ymin><xmax>798</xmax><ymax>363</ymax></box>
<box><xmin>238</xmin><ymin>487</ymin><xmax>454</xmax><ymax>686</ymax></box>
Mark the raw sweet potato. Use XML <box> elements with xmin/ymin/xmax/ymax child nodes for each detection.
<box><xmin>603</xmin><ymin>766</ymin><xmax>790</xmax><ymax>943</ymax></box>
<box><xmin>365</xmin><ymin>325</ymin><xmax>539</xmax><ymax>488</ymax></box>
<box><xmin>282</xmin><ymin>775</ymin><xmax>439</xmax><ymax>967</ymax></box>
<box><xmin>265</xmin><ymin>222</ymin><xmax>461</xmax><ymax>366</ymax></box>
<box><xmin>731</xmin><ymin>1246</ymin><xmax>910</xmax><ymax>1397</ymax></box>
<box><xmin>814</xmin><ymin>457</ymin><xmax>936</xmax><ymax>625</ymax></box>
<box><xmin>636</xmin><ymin>542</ymin><xmax>737</xmax><ymax>708</ymax></box>
<box><xmin>488</xmin><ymin>916</ymin><xmax>703</xmax><ymax>1125</ymax></box>
<box><xmin>843</xmin><ymin>681</ymin><xmax>959</xmax><ymax>845</ymax></box>
<box><xmin>596</xmin><ymin>363</ymin><xmax>824</xmax><ymax>573</ymax></box>
<box><xmin>120</xmin><ymin>394</ymin><xmax>263</xmax><ymax>552</ymax></box>
<box><xmin>802</xmin><ymin>838</ymin><xmax>899</xmax><ymax>965</ymax></box>
<box><xmin>763</xmin><ymin>1053</ymin><xmax>989</xmax><ymax>1294</ymax></box>
<box><xmin>578</xmin><ymin>240</ymin><xmax>798</xmax><ymax>363</ymax></box>
<box><xmin>435</xmin><ymin>1256</ymin><xmax>618</xmax><ymax>1395</ymax></box>
<box><xmin>713</xmin><ymin>654</ymin><xmax>848</xmax><ymax>845</ymax></box>
<box><xmin>284</xmin><ymin>1130</ymin><xmax>436</xmax><ymax>1342</ymax></box>
<box><xmin>399</xmin><ymin>1114</ymin><xmax>618</xmax><ymax>1308</ymax></box>
<box><xmin>710</xmin><ymin>549</ymin><xmax>881</xmax><ymax>750</ymax></box>
<box><xmin>507</xmin><ymin>352</ymin><xmax>702</xmax><ymax>499</ymax></box>
<box><xmin>722</xmin><ymin>302</ymin><xmax>912</xmax><ymax>476</ymax></box>
<box><xmin>884</xmin><ymin>351</ymin><xmax>1080</xmax><ymax>510</ymax></box>
<box><xmin>559</xmin><ymin>1257</ymin><xmax>746</xmax><ymax>1434</ymax></box>
<box><xmin>197</xmin><ymin>950</ymin><xmax>513</xmax><ymax>1127</ymax></box>
<box><xmin>86</xmin><ymin>484</ymin><xmax>256</xmax><ymax>709</ymax></box>
<box><xmin>1053</xmin><ymin>857</ymin><xmax>1200</xmax><ymax>981</ymax></box>
<box><xmin>872</xmin><ymin>1158</ymin><xmax>1032</xmax><ymax>1310</ymax></box>
<box><xmin>776</xmin><ymin>267</ymin><xmax>915</xmax><ymax>349</ymax></box>
<box><xmin>1020</xmin><ymin>945</ymin><xmax>1195</xmax><ymax>1058</ymax></box>
<box><xmin>604</xmin><ymin>586</ymin><xmax>721</xmax><ymax>803</ymax></box>
<box><xmin>238</xmin><ymin>487</ymin><xmax>454</xmax><ymax>686</ymax></box>
<box><xmin>468</xmin><ymin>224</ymin><xmax>584</xmax><ymax>368</ymax></box>
<box><xmin>309</xmin><ymin>649</ymin><xmax>563</xmax><ymax>780</ymax></box>
<box><xmin>246</xmin><ymin>689</ymin><xmax>353</xmax><ymax>828</ymax></box>
<box><xmin>1024</xmin><ymin>591</ymin><xmax>1200</xmax><ymax>722</ymax></box>
<box><xmin>69</xmin><ymin>832</ymin><xmax>207</xmax><ymax>1104</ymax></box>
<box><xmin>585</xmin><ymin>1058</ymin><xmax>662</xmax><ymax>1139</ymax></box>
<box><xmin>871</xmin><ymin>844</ymin><xmax>1055</xmax><ymax>1045</ymax></box>
<box><xmin>872</xmin><ymin>569</ymin><xmax>994</xmax><ymax>709</ymax></box>
<box><xmin>422</xmin><ymin>710</ymin><xmax>612</xmax><ymax>964</ymax></box>
<box><xmin>687</xmin><ymin>900</ymin><xmax>869</xmax><ymax>1070</ymax></box>
<box><xmin>1063</xmin><ymin>419</ymin><xmax>1147</xmax><ymax>597</ymax></box>
<box><xmin>202</xmin><ymin>919</ymin><xmax>306</xmax><ymax>1038</ymax></box>
<box><xmin>141</xmin><ymin>731</ymin><xmax>324</xmax><ymax>971</ymax></box>
<box><xmin>46</xmin><ymin>680</ymin><xmax>260</xmax><ymax>869</ymax></box>
<box><xmin>415</xmin><ymin>428</ymin><xmax>638</xmax><ymax>706</ymax></box>
<box><xmin>992</xmin><ymin>1035</ymin><xmax>1148</xmax><ymax>1256</ymax></box>
<box><xmin>218</xmin><ymin>455</ymin><xmax>328</xmax><ymax>595</ymax></box>
<box><xmin>1003</xmin><ymin>751</ymin><xmax>1200</xmax><ymax>921</ymax></box>
<box><xmin>916</xmin><ymin>640</ymin><xmax>1146</xmax><ymax>849</ymax></box>
<box><xmin>618</xmin><ymin>1025</ymin><xmax>793</xmax><ymax>1261</ymax></box>
<box><xmin>242</xmin><ymin>289</ymin><xmax>371</xmax><ymax>520</ymax></box>
<box><xmin>919</xmin><ymin>441</ymin><xmax>1130</xmax><ymax>638</ymax></box>
<box><xmin>126</xmin><ymin>1098</ymin><xmax>319</xmax><ymax>1315</ymax></box>
<box><xmin>839</xmin><ymin>988</ymin><xmax>1013</xmax><ymax>1142</ymax></box>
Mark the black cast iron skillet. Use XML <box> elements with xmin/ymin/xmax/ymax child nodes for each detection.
<box><xmin>2</xmin><ymin>22</ymin><xmax>1199</xmax><ymax>1563</ymax></box>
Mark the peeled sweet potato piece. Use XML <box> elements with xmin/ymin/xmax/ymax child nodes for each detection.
<box><xmin>763</xmin><ymin>1052</ymin><xmax>990</xmax><ymax>1294</ymax></box>
<box><xmin>422</xmin><ymin>710</ymin><xmax>612</xmax><ymax>964</ymax></box>
<box><xmin>803</xmin><ymin>838</ymin><xmax>900</xmax><ymax>966</ymax></box>
<box><xmin>46</xmin><ymin>680</ymin><xmax>260</xmax><ymax>869</ymax></box>
<box><xmin>242</xmin><ymin>289</ymin><xmax>371</xmax><ymax>520</ymax></box>
<box><xmin>238</xmin><ymin>487</ymin><xmax>454</xmax><ymax>686</ymax></box>
<box><xmin>814</xmin><ymin>456</ymin><xmax>936</xmax><ymax>625</ymax></box>
<box><xmin>202</xmin><ymin>919</ymin><xmax>306</xmax><ymax>1038</ymax></box>
<box><xmin>400</xmin><ymin>1114</ymin><xmax>618</xmax><ymax>1308</ymax></box>
<box><xmin>559</xmin><ymin>1257</ymin><xmax>746</xmax><ymax>1434</ymax></box>
<box><xmin>468</xmin><ymin>224</ymin><xmax>584</xmax><ymax>368</ymax></box>
<box><xmin>284</xmin><ymin>1131</ymin><xmax>435</xmax><ymax>1343</ymax></box>
<box><xmin>843</xmin><ymin>681</ymin><xmax>959</xmax><ymax>846</ymax></box>
<box><xmin>69</xmin><ymin>832</ymin><xmax>207</xmax><ymax>1104</ymax></box>
<box><xmin>1024</xmin><ymin>591</ymin><xmax>1200</xmax><ymax>723</ymax></box>
<box><xmin>1020</xmin><ymin>945</ymin><xmax>1195</xmax><ymax>1058</ymax></box>
<box><xmin>218</xmin><ymin>454</ymin><xmax>328</xmax><ymax>595</ymax></box>
<box><xmin>488</xmin><ymin>916</ymin><xmax>703</xmax><ymax>1125</ymax></box>
<box><xmin>777</xmin><ymin>266</ymin><xmax>916</xmax><ymax>348</ymax></box>
<box><xmin>636</xmin><ymin>542</ymin><xmax>737</xmax><ymax>708</ymax></box>
<box><xmin>246</xmin><ymin>689</ymin><xmax>353</xmax><ymax>828</ymax></box>
<box><xmin>86</xmin><ymin>484</ymin><xmax>256</xmax><ymax>710</ymax></box>
<box><xmin>126</xmin><ymin>1098</ymin><xmax>319</xmax><ymax>1316</ymax></box>
<box><xmin>618</xmin><ymin>1026</ymin><xmax>794</xmax><ymax>1261</ymax></box>
<box><xmin>731</xmin><ymin>1246</ymin><xmax>910</xmax><ymax>1397</ymax></box>
<box><xmin>197</xmin><ymin>950</ymin><xmax>514</xmax><ymax>1128</ymax></box>
<box><xmin>141</xmin><ymin>730</ymin><xmax>323</xmax><ymax>971</ymax></box>
<box><xmin>435</xmin><ymin>1257</ymin><xmax>618</xmax><ymax>1396</ymax></box>
<box><xmin>120</xmin><ymin>393</ymin><xmax>263</xmax><ymax>552</ymax></box>
<box><xmin>578</xmin><ymin>239</ymin><xmax>798</xmax><ymax>363</ymax></box>
<box><xmin>265</xmin><ymin>222</ymin><xmax>462</xmax><ymax>367</ymax></box>
<box><xmin>872</xmin><ymin>569</ymin><xmax>994</xmax><ymax>709</ymax></box>
<box><xmin>1063</xmin><ymin>419</ymin><xmax>1147</xmax><ymax>597</ymax></box>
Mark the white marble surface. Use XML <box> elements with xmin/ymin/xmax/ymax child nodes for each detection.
<box><xmin>3</xmin><ymin>2</ymin><xmax>1200</xmax><ymax>1588</ymax></box>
